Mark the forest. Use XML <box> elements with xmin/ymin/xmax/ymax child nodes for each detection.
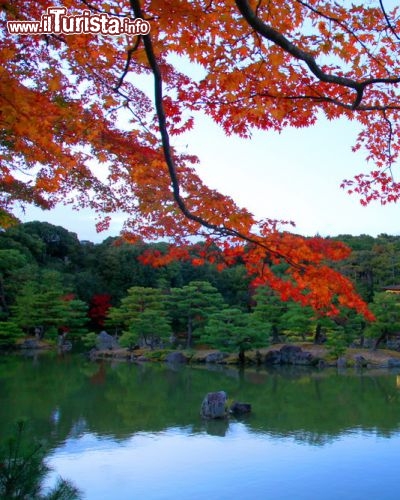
<box><xmin>1</xmin><ymin>220</ymin><xmax>400</xmax><ymax>357</ymax></box>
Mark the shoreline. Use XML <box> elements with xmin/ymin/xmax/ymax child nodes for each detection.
<box><xmin>87</xmin><ymin>342</ymin><xmax>400</xmax><ymax>370</ymax></box>
<box><xmin>8</xmin><ymin>337</ymin><xmax>400</xmax><ymax>371</ymax></box>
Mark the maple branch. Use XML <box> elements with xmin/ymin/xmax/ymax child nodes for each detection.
<box><xmin>213</xmin><ymin>87</ymin><xmax>400</xmax><ymax>113</ymax></box>
<box><xmin>129</xmin><ymin>0</ymin><xmax>204</xmax><ymax>225</ymax></box>
<box><xmin>114</xmin><ymin>37</ymin><xmax>141</xmax><ymax>91</ymax></box>
<box><xmin>128</xmin><ymin>0</ymin><xmax>303</xmax><ymax>268</ymax></box>
<box><xmin>382</xmin><ymin>109</ymin><xmax>395</xmax><ymax>181</ymax></box>
<box><xmin>235</xmin><ymin>0</ymin><xmax>400</xmax><ymax>109</ymax></box>
<box><xmin>294</xmin><ymin>0</ymin><xmax>391</xmax><ymax>75</ymax></box>
<box><xmin>254</xmin><ymin>92</ymin><xmax>400</xmax><ymax>112</ymax></box>
<box><xmin>379</xmin><ymin>0</ymin><xmax>400</xmax><ymax>42</ymax></box>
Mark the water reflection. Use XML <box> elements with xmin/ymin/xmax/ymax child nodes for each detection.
<box><xmin>2</xmin><ymin>354</ymin><xmax>400</xmax><ymax>498</ymax></box>
<box><xmin>2</xmin><ymin>354</ymin><xmax>400</xmax><ymax>445</ymax></box>
<box><xmin>45</xmin><ymin>424</ymin><xmax>400</xmax><ymax>500</ymax></box>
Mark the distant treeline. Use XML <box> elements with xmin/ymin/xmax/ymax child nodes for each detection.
<box><xmin>0</xmin><ymin>221</ymin><xmax>400</xmax><ymax>354</ymax></box>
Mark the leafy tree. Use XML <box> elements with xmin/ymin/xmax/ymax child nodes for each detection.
<box><xmin>4</xmin><ymin>1</ymin><xmax>397</xmax><ymax>319</ymax></box>
<box><xmin>0</xmin><ymin>249</ymin><xmax>30</xmax><ymax>317</ymax></box>
<box><xmin>331</xmin><ymin>234</ymin><xmax>400</xmax><ymax>304</ymax></box>
<box><xmin>89</xmin><ymin>240</ymin><xmax>183</xmax><ymax>303</ymax></box>
<box><xmin>371</xmin><ymin>236</ymin><xmax>400</xmax><ymax>284</ymax></box>
<box><xmin>19</xmin><ymin>222</ymin><xmax>83</xmax><ymax>267</ymax></box>
<box><xmin>168</xmin><ymin>281</ymin><xmax>225</xmax><ymax>348</ymax></box>
<box><xmin>212</xmin><ymin>265</ymin><xmax>252</xmax><ymax>310</ymax></box>
<box><xmin>200</xmin><ymin>308</ymin><xmax>268</xmax><ymax>364</ymax></box>
<box><xmin>88</xmin><ymin>293</ymin><xmax>112</xmax><ymax>330</ymax></box>
<box><xmin>366</xmin><ymin>292</ymin><xmax>400</xmax><ymax>350</ymax></box>
<box><xmin>0</xmin><ymin>224</ymin><xmax>46</xmax><ymax>264</ymax></box>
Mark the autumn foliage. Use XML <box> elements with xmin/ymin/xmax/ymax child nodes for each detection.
<box><xmin>2</xmin><ymin>0</ymin><xmax>400</xmax><ymax>319</ymax></box>
<box><xmin>88</xmin><ymin>293</ymin><xmax>112</xmax><ymax>328</ymax></box>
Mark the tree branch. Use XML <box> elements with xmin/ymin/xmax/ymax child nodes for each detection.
<box><xmin>382</xmin><ymin>109</ymin><xmax>395</xmax><ymax>181</ymax></box>
<box><xmin>234</xmin><ymin>0</ymin><xmax>400</xmax><ymax>109</ymax></box>
<box><xmin>294</xmin><ymin>0</ymin><xmax>391</xmax><ymax>76</ymax></box>
<box><xmin>379</xmin><ymin>0</ymin><xmax>400</xmax><ymax>42</ymax></box>
<box><xmin>114</xmin><ymin>37</ymin><xmax>140</xmax><ymax>91</ymax></box>
<box><xmin>128</xmin><ymin>0</ymin><xmax>303</xmax><ymax>268</ymax></box>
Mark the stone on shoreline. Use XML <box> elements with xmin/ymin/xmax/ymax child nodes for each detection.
<box><xmin>165</xmin><ymin>351</ymin><xmax>188</xmax><ymax>364</ymax></box>
<box><xmin>96</xmin><ymin>331</ymin><xmax>119</xmax><ymax>351</ymax></box>
<box><xmin>205</xmin><ymin>352</ymin><xmax>229</xmax><ymax>363</ymax></box>
<box><xmin>264</xmin><ymin>345</ymin><xmax>316</xmax><ymax>366</ymax></box>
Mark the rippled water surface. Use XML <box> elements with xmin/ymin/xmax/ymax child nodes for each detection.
<box><xmin>1</xmin><ymin>353</ymin><xmax>400</xmax><ymax>499</ymax></box>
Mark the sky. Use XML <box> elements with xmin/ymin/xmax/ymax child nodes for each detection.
<box><xmin>15</xmin><ymin>107</ymin><xmax>400</xmax><ymax>243</ymax></box>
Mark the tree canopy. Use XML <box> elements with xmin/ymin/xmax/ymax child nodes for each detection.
<box><xmin>3</xmin><ymin>1</ymin><xmax>400</xmax><ymax>318</ymax></box>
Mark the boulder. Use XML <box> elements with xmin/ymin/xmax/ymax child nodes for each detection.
<box><xmin>279</xmin><ymin>345</ymin><xmax>315</xmax><ymax>365</ymax></box>
<box><xmin>96</xmin><ymin>330</ymin><xmax>118</xmax><ymax>350</ymax></box>
<box><xmin>165</xmin><ymin>351</ymin><xmax>188</xmax><ymax>364</ymax></box>
<box><xmin>230</xmin><ymin>401</ymin><xmax>252</xmax><ymax>415</ymax></box>
<box><xmin>205</xmin><ymin>352</ymin><xmax>229</xmax><ymax>363</ymax></box>
<box><xmin>337</xmin><ymin>357</ymin><xmax>347</xmax><ymax>369</ymax></box>
<box><xmin>264</xmin><ymin>350</ymin><xmax>282</xmax><ymax>365</ymax></box>
<box><xmin>388</xmin><ymin>358</ymin><xmax>400</xmax><ymax>368</ymax></box>
<box><xmin>353</xmin><ymin>355</ymin><xmax>367</xmax><ymax>368</ymax></box>
<box><xmin>20</xmin><ymin>339</ymin><xmax>39</xmax><ymax>350</ymax></box>
<box><xmin>200</xmin><ymin>391</ymin><xmax>228</xmax><ymax>419</ymax></box>
<box><xmin>264</xmin><ymin>346</ymin><xmax>316</xmax><ymax>365</ymax></box>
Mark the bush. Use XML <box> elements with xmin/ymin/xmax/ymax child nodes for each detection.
<box><xmin>326</xmin><ymin>328</ymin><xmax>348</xmax><ymax>359</ymax></box>
<box><xmin>0</xmin><ymin>420</ymin><xmax>82</xmax><ymax>499</ymax></box>
<box><xmin>82</xmin><ymin>332</ymin><xmax>98</xmax><ymax>349</ymax></box>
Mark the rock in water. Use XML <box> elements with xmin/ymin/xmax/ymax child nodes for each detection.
<box><xmin>230</xmin><ymin>401</ymin><xmax>252</xmax><ymax>415</ymax></box>
<box><xmin>200</xmin><ymin>391</ymin><xmax>228</xmax><ymax>419</ymax></box>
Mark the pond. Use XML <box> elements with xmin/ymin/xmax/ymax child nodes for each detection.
<box><xmin>1</xmin><ymin>352</ymin><xmax>400</xmax><ymax>499</ymax></box>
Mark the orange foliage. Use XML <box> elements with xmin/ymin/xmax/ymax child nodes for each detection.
<box><xmin>3</xmin><ymin>0</ymin><xmax>399</xmax><ymax>319</ymax></box>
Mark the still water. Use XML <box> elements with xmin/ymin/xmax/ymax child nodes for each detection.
<box><xmin>1</xmin><ymin>353</ymin><xmax>400</xmax><ymax>499</ymax></box>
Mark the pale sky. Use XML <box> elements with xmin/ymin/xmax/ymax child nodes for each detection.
<box><xmin>16</xmin><ymin>109</ymin><xmax>400</xmax><ymax>242</ymax></box>
<box><xmin>14</xmin><ymin>48</ymin><xmax>400</xmax><ymax>243</ymax></box>
<box><xmin>8</xmin><ymin>2</ymin><xmax>400</xmax><ymax>244</ymax></box>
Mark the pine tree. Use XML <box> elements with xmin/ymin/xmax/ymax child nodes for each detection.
<box><xmin>107</xmin><ymin>287</ymin><xmax>171</xmax><ymax>348</ymax></box>
<box><xmin>366</xmin><ymin>292</ymin><xmax>400</xmax><ymax>350</ymax></box>
<box><xmin>201</xmin><ymin>307</ymin><xmax>267</xmax><ymax>363</ymax></box>
<box><xmin>168</xmin><ymin>281</ymin><xmax>225</xmax><ymax>348</ymax></box>
<box><xmin>0</xmin><ymin>321</ymin><xmax>24</xmax><ymax>348</ymax></box>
